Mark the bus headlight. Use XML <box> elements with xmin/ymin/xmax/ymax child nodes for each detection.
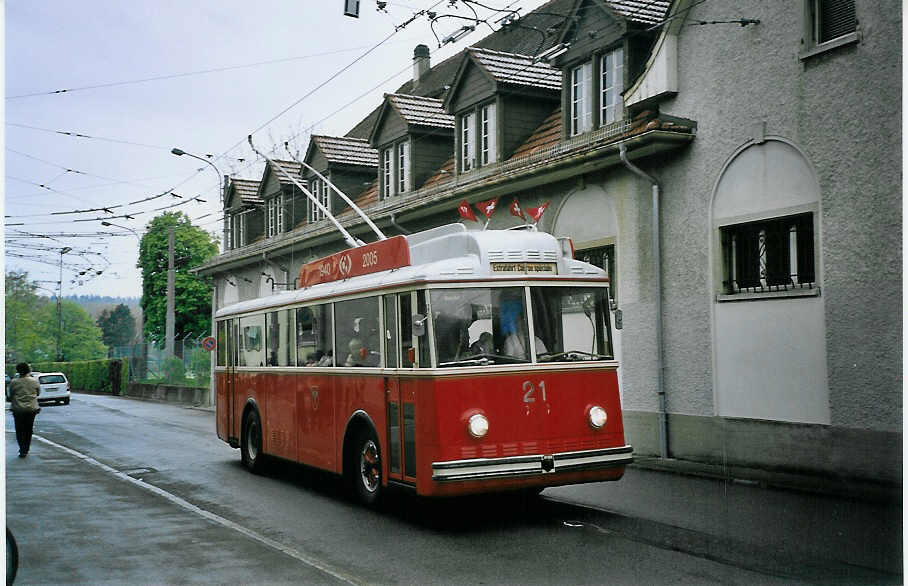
<box><xmin>588</xmin><ymin>406</ymin><xmax>607</xmax><ymax>429</ymax></box>
<box><xmin>467</xmin><ymin>413</ymin><xmax>489</xmax><ymax>438</ymax></box>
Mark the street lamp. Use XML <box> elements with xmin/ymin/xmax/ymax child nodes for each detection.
<box><xmin>57</xmin><ymin>247</ymin><xmax>72</xmax><ymax>362</ymax></box>
<box><xmin>100</xmin><ymin>220</ymin><xmax>140</xmax><ymax>239</ymax></box>
<box><xmin>171</xmin><ymin>148</ymin><xmax>225</xmax><ymax>203</ymax></box>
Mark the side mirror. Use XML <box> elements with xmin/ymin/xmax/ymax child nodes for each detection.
<box><xmin>412</xmin><ymin>314</ymin><xmax>426</xmax><ymax>337</ymax></box>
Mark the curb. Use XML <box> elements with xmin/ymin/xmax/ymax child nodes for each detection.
<box><xmin>630</xmin><ymin>456</ymin><xmax>901</xmax><ymax>503</ymax></box>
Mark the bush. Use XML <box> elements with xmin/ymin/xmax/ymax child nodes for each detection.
<box><xmin>162</xmin><ymin>357</ymin><xmax>184</xmax><ymax>385</ymax></box>
<box><xmin>6</xmin><ymin>358</ymin><xmax>129</xmax><ymax>395</ymax></box>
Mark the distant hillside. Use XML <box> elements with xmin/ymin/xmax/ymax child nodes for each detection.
<box><xmin>65</xmin><ymin>295</ymin><xmax>143</xmax><ymax>342</ymax></box>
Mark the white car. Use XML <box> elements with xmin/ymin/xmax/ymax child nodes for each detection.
<box><xmin>35</xmin><ymin>372</ymin><xmax>71</xmax><ymax>406</ymax></box>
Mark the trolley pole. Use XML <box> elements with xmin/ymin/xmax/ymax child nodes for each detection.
<box><xmin>165</xmin><ymin>227</ymin><xmax>175</xmax><ymax>359</ymax></box>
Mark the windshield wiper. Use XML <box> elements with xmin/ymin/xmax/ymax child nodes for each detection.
<box><xmin>438</xmin><ymin>352</ymin><xmax>529</xmax><ymax>367</ymax></box>
<box><xmin>538</xmin><ymin>350</ymin><xmax>610</xmax><ymax>362</ymax></box>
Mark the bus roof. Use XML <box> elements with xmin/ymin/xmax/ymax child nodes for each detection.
<box><xmin>215</xmin><ymin>223</ymin><xmax>606</xmax><ymax>319</ymax></box>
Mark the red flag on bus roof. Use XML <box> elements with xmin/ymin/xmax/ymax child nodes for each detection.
<box><xmin>475</xmin><ymin>197</ymin><xmax>499</xmax><ymax>219</ymax></box>
<box><xmin>527</xmin><ymin>201</ymin><xmax>550</xmax><ymax>223</ymax></box>
<box><xmin>509</xmin><ymin>197</ymin><xmax>526</xmax><ymax>220</ymax></box>
<box><xmin>457</xmin><ymin>200</ymin><xmax>477</xmax><ymax>222</ymax></box>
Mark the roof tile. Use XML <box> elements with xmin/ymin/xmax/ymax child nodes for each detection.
<box><xmin>469</xmin><ymin>47</ymin><xmax>561</xmax><ymax>90</ymax></box>
<box><xmin>312</xmin><ymin>135</ymin><xmax>378</xmax><ymax>167</ymax></box>
<box><xmin>386</xmin><ymin>94</ymin><xmax>455</xmax><ymax>129</ymax></box>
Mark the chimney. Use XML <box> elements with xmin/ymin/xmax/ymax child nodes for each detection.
<box><xmin>413</xmin><ymin>44</ymin><xmax>430</xmax><ymax>87</ymax></box>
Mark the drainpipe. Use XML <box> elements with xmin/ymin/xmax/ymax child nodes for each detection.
<box><xmin>619</xmin><ymin>142</ymin><xmax>668</xmax><ymax>460</ymax></box>
<box><xmin>389</xmin><ymin>213</ymin><xmax>411</xmax><ymax>235</ymax></box>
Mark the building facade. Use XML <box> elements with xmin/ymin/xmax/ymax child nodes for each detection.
<box><xmin>197</xmin><ymin>0</ymin><xmax>901</xmax><ymax>483</ymax></box>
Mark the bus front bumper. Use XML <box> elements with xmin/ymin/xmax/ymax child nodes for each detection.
<box><xmin>431</xmin><ymin>445</ymin><xmax>633</xmax><ymax>482</ymax></box>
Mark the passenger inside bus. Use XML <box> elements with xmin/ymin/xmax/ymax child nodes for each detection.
<box><xmin>503</xmin><ymin>318</ymin><xmax>547</xmax><ymax>359</ymax></box>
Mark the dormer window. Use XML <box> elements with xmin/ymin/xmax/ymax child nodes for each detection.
<box><xmin>382</xmin><ymin>147</ymin><xmax>393</xmax><ymax>196</ymax></box>
<box><xmin>461</xmin><ymin>112</ymin><xmax>475</xmax><ymax>171</ymax></box>
<box><xmin>600</xmin><ymin>47</ymin><xmax>624</xmax><ymax>126</ymax></box>
<box><xmin>380</xmin><ymin>140</ymin><xmax>410</xmax><ymax>198</ymax></box>
<box><xmin>266</xmin><ymin>194</ymin><xmax>285</xmax><ymax>237</ymax></box>
<box><xmin>397</xmin><ymin>140</ymin><xmax>410</xmax><ymax>193</ymax></box>
<box><xmin>480</xmin><ymin>103</ymin><xmax>497</xmax><ymax>165</ymax></box>
<box><xmin>458</xmin><ymin>101</ymin><xmax>498</xmax><ymax>173</ymax></box>
<box><xmin>568</xmin><ymin>46</ymin><xmax>625</xmax><ymax>136</ymax></box>
<box><xmin>570</xmin><ymin>61</ymin><xmax>593</xmax><ymax>135</ymax></box>
<box><xmin>309</xmin><ymin>178</ymin><xmax>331</xmax><ymax>221</ymax></box>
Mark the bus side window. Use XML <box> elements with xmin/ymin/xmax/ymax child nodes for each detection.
<box><xmin>238</xmin><ymin>314</ymin><xmax>265</xmax><ymax>367</ymax></box>
<box><xmin>416</xmin><ymin>290</ymin><xmax>431</xmax><ymax>368</ymax></box>
<box><xmin>384</xmin><ymin>296</ymin><xmax>399</xmax><ymax>368</ymax></box>
<box><xmin>335</xmin><ymin>297</ymin><xmax>381</xmax><ymax>367</ymax></box>
<box><xmin>400</xmin><ymin>293</ymin><xmax>414</xmax><ymax>367</ymax></box>
<box><xmin>230</xmin><ymin>320</ymin><xmax>239</xmax><ymax>367</ymax></box>
<box><xmin>266</xmin><ymin>310</ymin><xmax>294</xmax><ymax>367</ymax></box>
<box><xmin>216</xmin><ymin>321</ymin><xmax>227</xmax><ymax>367</ymax></box>
<box><xmin>297</xmin><ymin>305</ymin><xmax>333</xmax><ymax>366</ymax></box>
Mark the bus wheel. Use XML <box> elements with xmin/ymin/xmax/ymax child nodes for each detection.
<box><xmin>351</xmin><ymin>427</ymin><xmax>382</xmax><ymax>506</ymax></box>
<box><xmin>241</xmin><ymin>409</ymin><xmax>264</xmax><ymax>473</ymax></box>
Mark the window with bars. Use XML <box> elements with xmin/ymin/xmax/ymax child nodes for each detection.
<box><xmin>720</xmin><ymin>213</ymin><xmax>816</xmax><ymax>294</ymax></box>
<box><xmin>810</xmin><ymin>0</ymin><xmax>856</xmax><ymax>45</ymax></box>
<box><xmin>570</xmin><ymin>61</ymin><xmax>593</xmax><ymax>136</ymax></box>
<box><xmin>461</xmin><ymin>111</ymin><xmax>475</xmax><ymax>172</ymax></box>
<box><xmin>577</xmin><ymin>244</ymin><xmax>617</xmax><ymax>307</ymax></box>
<box><xmin>600</xmin><ymin>48</ymin><xmax>624</xmax><ymax>126</ymax></box>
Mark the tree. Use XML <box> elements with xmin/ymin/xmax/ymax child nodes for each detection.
<box><xmin>138</xmin><ymin>212</ymin><xmax>218</xmax><ymax>350</ymax></box>
<box><xmin>5</xmin><ymin>271</ymin><xmax>51</xmax><ymax>362</ymax></box>
<box><xmin>5</xmin><ymin>271</ymin><xmax>107</xmax><ymax>362</ymax></box>
<box><xmin>97</xmin><ymin>303</ymin><xmax>137</xmax><ymax>347</ymax></box>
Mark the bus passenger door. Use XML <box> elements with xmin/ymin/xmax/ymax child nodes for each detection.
<box><xmin>384</xmin><ymin>293</ymin><xmax>418</xmax><ymax>484</ymax></box>
<box><xmin>227</xmin><ymin>319</ymin><xmax>239</xmax><ymax>445</ymax></box>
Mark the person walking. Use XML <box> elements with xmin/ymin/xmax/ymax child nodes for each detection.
<box><xmin>9</xmin><ymin>363</ymin><xmax>40</xmax><ymax>458</ymax></box>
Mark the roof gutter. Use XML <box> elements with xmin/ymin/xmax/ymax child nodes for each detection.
<box><xmin>619</xmin><ymin>142</ymin><xmax>668</xmax><ymax>460</ymax></box>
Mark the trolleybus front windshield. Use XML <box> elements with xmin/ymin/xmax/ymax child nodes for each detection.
<box><xmin>431</xmin><ymin>286</ymin><xmax>613</xmax><ymax>367</ymax></box>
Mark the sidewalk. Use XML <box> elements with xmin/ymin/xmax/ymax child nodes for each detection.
<box><xmin>546</xmin><ymin>460</ymin><xmax>902</xmax><ymax>579</ymax></box>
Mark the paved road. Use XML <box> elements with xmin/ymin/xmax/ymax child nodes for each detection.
<box><xmin>5</xmin><ymin>394</ymin><xmax>900</xmax><ymax>584</ymax></box>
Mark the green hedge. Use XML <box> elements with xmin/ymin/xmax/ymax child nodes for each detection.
<box><xmin>6</xmin><ymin>358</ymin><xmax>129</xmax><ymax>395</ymax></box>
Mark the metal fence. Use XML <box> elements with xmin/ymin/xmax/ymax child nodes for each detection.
<box><xmin>111</xmin><ymin>335</ymin><xmax>211</xmax><ymax>387</ymax></box>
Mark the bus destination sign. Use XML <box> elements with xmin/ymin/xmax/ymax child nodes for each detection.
<box><xmin>490</xmin><ymin>262</ymin><xmax>557</xmax><ymax>275</ymax></box>
<box><xmin>299</xmin><ymin>235</ymin><xmax>411</xmax><ymax>287</ymax></box>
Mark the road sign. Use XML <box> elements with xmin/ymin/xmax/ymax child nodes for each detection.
<box><xmin>202</xmin><ymin>336</ymin><xmax>217</xmax><ymax>352</ymax></box>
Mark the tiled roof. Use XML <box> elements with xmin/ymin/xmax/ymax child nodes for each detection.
<box><xmin>228</xmin><ymin>178</ymin><xmax>263</xmax><ymax>205</ymax></box>
<box><xmin>468</xmin><ymin>47</ymin><xmax>561</xmax><ymax>90</ymax></box>
<box><xmin>312</xmin><ymin>135</ymin><xmax>378</xmax><ymax>167</ymax></box>
<box><xmin>268</xmin><ymin>159</ymin><xmax>302</xmax><ymax>188</ymax></box>
<box><xmin>419</xmin><ymin>157</ymin><xmax>455</xmax><ymax>190</ymax></box>
<box><xmin>386</xmin><ymin>94</ymin><xmax>455</xmax><ymax>129</ymax></box>
<box><xmin>606</xmin><ymin>0</ymin><xmax>671</xmax><ymax>26</ymax></box>
<box><xmin>508</xmin><ymin>107</ymin><xmax>562</xmax><ymax>160</ymax></box>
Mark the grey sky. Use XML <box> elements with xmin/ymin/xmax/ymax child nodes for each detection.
<box><xmin>5</xmin><ymin>0</ymin><xmax>548</xmax><ymax>298</ymax></box>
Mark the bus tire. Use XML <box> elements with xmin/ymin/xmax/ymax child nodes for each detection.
<box><xmin>241</xmin><ymin>409</ymin><xmax>265</xmax><ymax>473</ymax></box>
<box><xmin>349</xmin><ymin>426</ymin><xmax>382</xmax><ymax>507</ymax></box>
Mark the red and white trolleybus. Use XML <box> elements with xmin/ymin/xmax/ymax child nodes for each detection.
<box><xmin>214</xmin><ymin>223</ymin><xmax>632</xmax><ymax>504</ymax></box>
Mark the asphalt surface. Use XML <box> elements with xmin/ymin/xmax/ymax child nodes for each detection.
<box><xmin>4</xmin><ymin>393</ymin><xmax>902</xmax><ymax>584</ymax></box>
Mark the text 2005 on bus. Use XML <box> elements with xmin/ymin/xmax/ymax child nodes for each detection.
<box><xmin>214</xmin><ymin>223</ymin><xmax>632</xmax><ymax>505</ymax></box>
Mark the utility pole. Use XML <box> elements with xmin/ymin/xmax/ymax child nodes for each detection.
<box><xmin>165</xmin><ymin>227</ymin><xmax>175</xmax><ymax>359</ymax></box>
<box><xmin>57</xmin><ymin>247</ymin><xmax>72</xmax><ymax>362</ymax></box>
